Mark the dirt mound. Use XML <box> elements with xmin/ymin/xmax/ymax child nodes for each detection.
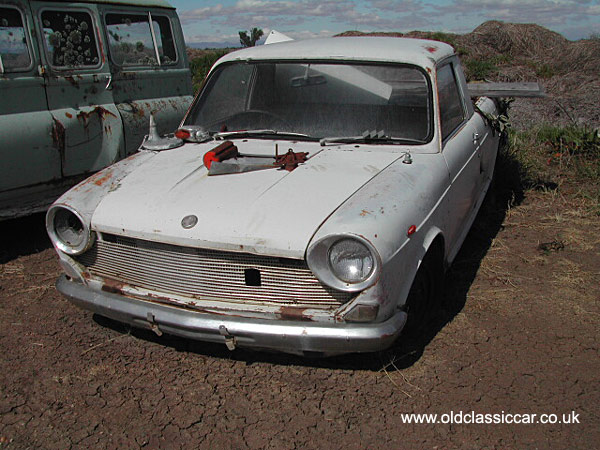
<box><xmin>464</xmin><ymin>20</ymin><xmax>568</xmax><ymax>59</ymax></box>
<box><xmin>334</xmin><ymin>21</ymin><xmax>600</xmax><ymax>128</ymax></box>
<box><xmin>336</xmin><ymin>30</ymin><xmax>404</xmax><ymax>38</ymax></box>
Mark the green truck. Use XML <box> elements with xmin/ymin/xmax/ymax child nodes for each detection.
<box><xmin>0</xmin><ymin>0</ymin><xmax>193</xmax><ymax>219</ymax></box>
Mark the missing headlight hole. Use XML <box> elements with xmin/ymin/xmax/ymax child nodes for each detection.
<box><xmin>244</xmin><ymin>268</ymin><xmax>261</xmax><ymax>286</ymax></box>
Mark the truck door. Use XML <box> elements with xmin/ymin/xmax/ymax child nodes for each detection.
<box><xmin>30</xmin><ymin>1</ymin><xmax>124</xmax><ymax>177</ymax></box>
<box><xmin>0</xmin><ymin>3</ymin><xmax>60</xmax><ymax>200</ymax></box>
<box><xmin>97</xmin><ymin>5</ymin><xmax>193</xmax><ymax>154</ymax></box>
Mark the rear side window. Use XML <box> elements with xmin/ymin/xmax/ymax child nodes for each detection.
<box><xmin>105</xmin><ymin>13</ymin><xmax>176</xmax><ymax>66</ymax></box>
<box><xmin>41</xmin><ymin>10</ymin><xmax>100</xmax><ymax>68</ymax></box>
<box><xmin>437</xmin><ymin>63</ymin><xmax>465</xmax><ymax>140</ymax></box>
<box><xmin>0</xmin><ymin>7</ymin><xmax>32</xmax><ymax>72</ymax></box>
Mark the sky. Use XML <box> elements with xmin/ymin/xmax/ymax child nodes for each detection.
<box><xmin>169</xmin><ymin>0</ymin><xmax>600</xmax><ymax>47</ymax></box>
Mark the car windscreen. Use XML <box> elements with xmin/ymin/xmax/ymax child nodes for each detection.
<box><xmin>185</xmin><ymin>61</ymin><xmax>432</xmax><ymax>142</ymax></box>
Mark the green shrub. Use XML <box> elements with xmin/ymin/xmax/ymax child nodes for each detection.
<box><xmin>464</xmin><ymin>58</ymin><xmax>498</xmax><ymax>81</ymax></box>
<box><xmin>189</xmin><ymin>49</ymin><xmax>229</xmax><ymax>92</ymax></box>
<box><xmin>535</xmin><ymin>63</ymin><xmax>554</xmax><ymax>79</ymax></box>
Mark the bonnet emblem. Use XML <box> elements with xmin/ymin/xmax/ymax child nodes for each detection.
<box><xmin>181</xmin><ymin>215</ymin><xmax>198</xmax><ymax>229</ymax></box>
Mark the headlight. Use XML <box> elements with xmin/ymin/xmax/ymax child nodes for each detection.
<box><xmin>329</xmin><ymin>238</ymin><xmax>374</xmax><ymax>283</ymax></box>
<box><xmin>46</xmin><ymin>205</ymin><xmax>94</xmax><ymax>255</ymax></box>
<box><xmin>307</xmin><ymin>234</ymin><xmax>381</xmax><ymax>292</ymax></box>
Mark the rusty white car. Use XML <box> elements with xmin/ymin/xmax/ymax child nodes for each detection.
<box><xmin>46</xmin><ymin>35</ymin><xmax>507</xmax><ymax>356</ymax></box>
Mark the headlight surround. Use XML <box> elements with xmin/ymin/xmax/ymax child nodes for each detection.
<box><xmin>307</xmin><ymin>234</ymin><xmax>381</xmax><ymax>292</ymax></box>
<box><xmin>46</xmin><ymin>205</ymin><xmax>94</xmax><ymax>255</ymax></box>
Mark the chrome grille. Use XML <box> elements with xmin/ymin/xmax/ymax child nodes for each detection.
<box><xmin>76</xmin><ymin>234</ymin><xmax>351</xmax><ymax>308</ymax></box>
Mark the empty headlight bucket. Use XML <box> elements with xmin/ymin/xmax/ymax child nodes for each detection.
<box><xmin>307</xmin><ymin>234</ymin><xmax>381</xmax><ymax>292</ymax></box>
<box><xmin>329</xmin><ymin>238</ymin><xmax>374</xmax><ymax>283</ymax></box>
<box><xmin>46</xmin><ymin>205</ymin><xmax>94</xmax><ymax>255</ymax></box>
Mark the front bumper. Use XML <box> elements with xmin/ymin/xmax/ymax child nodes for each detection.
<box><xmin>57</xmin><ymin>275</ymin><xmax>407</xmax><ymax>356</ymax></box>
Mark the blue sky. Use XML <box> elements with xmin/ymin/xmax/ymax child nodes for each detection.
<box><xmin>169</xmin><ymin>0</ymin><xmax>600</xmax><ymax>46</ymax></box>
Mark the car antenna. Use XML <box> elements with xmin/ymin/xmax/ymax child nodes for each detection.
<box><xmin>141</xmin><ymin>113</ymin><xmax>183</xmax><ymax>151</ymax></box>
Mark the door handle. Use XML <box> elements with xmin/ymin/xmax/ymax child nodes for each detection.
<box><xmin>105</xmin><ymin>75</ymin><xmax>113</xmax><ymax>91</ymax></box>
<box><xmin>473</xmin><ymin>132</ymin><xmax>480</xmax><ymax>145</ymax></box>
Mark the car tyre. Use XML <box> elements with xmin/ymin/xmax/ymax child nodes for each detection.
<box><xmin>403</xmin><ymin>248</ymin><xmax>443</xmax><ymax>335</ymax></box>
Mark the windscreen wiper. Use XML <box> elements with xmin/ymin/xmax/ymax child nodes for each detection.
<box><xmin>320</xmin><ymin>130</ymin><xmax>426</xmax><ymax>146</ymax></box>
<box><xmin>212</xmin><ymin>129</ymin><xmax>316</xmax><ymax>140</ymax></box>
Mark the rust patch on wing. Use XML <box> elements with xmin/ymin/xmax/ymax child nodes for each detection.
<box><xmin>425</xmin><ymin>45</ymin><xmax>438</xmax><ymax>53</ymax></box>
<box><xmin>77</xmin><ymin>106</ymin><xmax>117</xmax><ymax>128</ymax></box>
<box><xmin>51</xmin><ymin>117</ymin><xmax>66</xmax><ymax>153</ymax></box>
<box><xmin>91</xmin><ymin>168</ymin><xmax>114</xmax><ymax>187</ymax></box>
<box><xmin>71</xmin><ymin>167</ymin><xmax>115</xmax><ymax>191</ymax></box>
<box><xmin>64</xmin><ymin>75</ymin><xmax>80</xmax><ymax>87</ymax></box>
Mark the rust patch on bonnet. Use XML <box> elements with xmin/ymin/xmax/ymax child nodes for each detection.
<box><xmin>425</xmin><ymin>45</ymin><xmax>438</xmax><ymax>53</ymax></box>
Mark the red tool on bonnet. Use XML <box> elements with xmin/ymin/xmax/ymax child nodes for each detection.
<box><xmin>203</xmin><ymin>141</ymin><xmax>239</xmax><ymax>169</ymax></box>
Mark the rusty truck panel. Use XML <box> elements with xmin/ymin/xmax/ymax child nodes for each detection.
<box><xmin>0</xmin><ymin>0</ymin><xmax>193</xmax><ymax>220</ymax></box>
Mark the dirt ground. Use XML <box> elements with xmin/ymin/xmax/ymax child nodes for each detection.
<box><xmin>1</xmin><ymin>157</ymin><xmax>599</xmax><ymax>449</ymax></box>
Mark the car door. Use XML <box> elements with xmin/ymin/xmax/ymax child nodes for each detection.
<box><xmin>0</xmin><ymin>2</ymin><xmax>60</xmax><ymax>197</ymax></box>
<box><xmin>438</xmin><ymin>59</ymin><xmax>483</xmax><ymax>259</ymax></box>
<box><xmin>30</xmin><ymin>1</ymin><xmax>124</xmax><ymax>177</ymax></box>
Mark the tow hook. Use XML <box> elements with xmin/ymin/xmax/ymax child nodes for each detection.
<box><xmin>146</xmin><ymin>312</ymin><xmax>163</xmax><ymax>336</ymax></box>
<box><xmin>219</xmin><ymin>325</ymin><xmax>237</xmax><ymax>351</ymax></box>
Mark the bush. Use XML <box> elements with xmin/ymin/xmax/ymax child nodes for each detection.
<box><xmin>189</xmin><ymin>49</ymin><xmax>229</xmax><ymax>92</ymax></box>
<box><xmin>464</xmin><ymin>58</ymin><xmax>498</xmax><ymax>81</ymax></box>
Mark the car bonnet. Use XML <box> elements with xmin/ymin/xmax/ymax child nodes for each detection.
<box><xmin>90</xmin><ymin>140</ymin><xmax>402</xmax><ymax>259</ymax></box>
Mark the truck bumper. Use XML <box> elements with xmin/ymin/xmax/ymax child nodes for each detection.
<box><xmin>57</xmin><ymin>275</ymin><xmax>407</xmax><ymax>356</ymax></box>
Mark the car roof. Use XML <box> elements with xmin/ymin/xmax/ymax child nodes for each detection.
<box><xmin>218</xmin><ymin>36</ymin><xmax>455</xmax><ymax>70</ymax></box>
<box><xmin>40</xmin><ymin>0</ymin><xmax>175</xmax><ymax>9</ymax></box>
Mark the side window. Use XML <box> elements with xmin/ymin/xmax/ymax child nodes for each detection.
<box><xmin>41</xmin><ymin>10</ymin><xmax>100</xmax><ymax>68</ymax></box>
<box><xmin>0</xmin><ymin>7</ymin><xmax>32</xmax><ymax>72</ymax></box>
<box><xmin>437</xmin><ymin>63</ymin><xmax>465</xmax><ymax>140</ymax></box>
<box><xmin>105</xmin><ymin>13</ymin><xmax>177</xmax><ymax>66</ymax></box>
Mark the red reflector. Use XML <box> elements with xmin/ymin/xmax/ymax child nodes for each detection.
<box><xmin>175</xmin><ymin>129</ymin><xmax>191</xmax><ymax>139</ymax></box>
<box><xmin>407</xmin><ymin>225</ymin><xmax>417</xmax><ymax>236</ymax></box>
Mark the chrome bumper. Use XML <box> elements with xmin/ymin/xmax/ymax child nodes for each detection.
<box><xmin>56</xmin><ymin>275</ymin><xmax>407</xmax><ymax>356</ymax></box>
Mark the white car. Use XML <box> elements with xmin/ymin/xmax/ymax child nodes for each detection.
<box><xmin>46</xmin><ymin>36</ymin><xmax>504</xmax><ymax>356</ymax></box>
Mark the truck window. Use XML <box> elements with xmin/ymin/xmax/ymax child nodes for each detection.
<box><xmin>0</xmin><ymin>7</ymin><xmax>32</xmax><ymax>72</ymax></box>
<box><xmin>105</xmin><ymin>13</ymin><xmax>176</xmax><ymax>66</ymax></box>
<box><xmin>41</xmin><ymin>9</ymin><xmax>100</xmax><ymax>68</ymax></box>
<box><xmin>437</xmin><ymin>63</ymin><xmax>465</xmax><ymax>140</ymax></box>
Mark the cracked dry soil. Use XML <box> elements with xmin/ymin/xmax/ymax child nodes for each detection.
<box><xmin>1</xmin><ymin>177</ymin><xmax>599</xmax><ymax>448</ymax></box>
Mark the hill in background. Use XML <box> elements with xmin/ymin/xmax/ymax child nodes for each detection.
<box><xmin>337</xmin><ymin>21</ymin><xmax>600</xmax><ymax>129</ymax></box>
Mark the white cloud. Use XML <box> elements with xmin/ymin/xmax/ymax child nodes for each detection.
<box><xmin>178</xmin><ymin>0</ymin><xmax>600</xmax><ymax>43</ymax></box>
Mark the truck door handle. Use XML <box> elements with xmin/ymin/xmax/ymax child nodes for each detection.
<box><xmin>105</xmin><ymin>75</ymin><xmax>113</xmax><ymax>91</ymax></box>
<box><xmin>473</xmin><ymin>132</ymin><xmax>480</xmax><ymax>145</ymax></box>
